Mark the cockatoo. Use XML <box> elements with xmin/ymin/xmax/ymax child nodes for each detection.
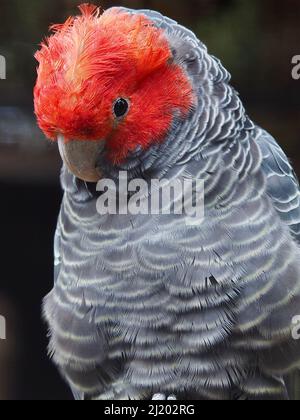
<box><xmin>34</xmin><ymin>4</ymin><xmax>300</xmax><ymax>400</ymax></box>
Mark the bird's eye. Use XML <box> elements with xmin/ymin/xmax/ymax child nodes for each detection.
<box><xmin>113</xmin><ymin>98</ymin><xmax>129</xmax><ymax>119</ymax></box>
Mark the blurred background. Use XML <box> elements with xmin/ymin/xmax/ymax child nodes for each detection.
<box><xmin>0</xmin><ymin>0</ymin><xmax>299</xmax><ymax>400</ymax></box>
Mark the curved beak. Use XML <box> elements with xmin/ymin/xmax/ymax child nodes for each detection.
<box><xmin>58</xmin><ymin>135</ymin><xmax>105</xmax><ymax>182</ymax></box>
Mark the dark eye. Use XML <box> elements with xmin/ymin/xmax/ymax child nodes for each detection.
<box><xmin>113</xmin><ymin>98</ymin><xmax>129</xmax><ymax>119</ymax></box>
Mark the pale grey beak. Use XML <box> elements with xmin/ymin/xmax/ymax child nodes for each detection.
<box><xmin>58</xmin><ymin>135</ymin><xmax>105</xmax><ymax>183</ymax></box>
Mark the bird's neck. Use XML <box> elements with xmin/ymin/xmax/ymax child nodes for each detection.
<box><xmin>62</xmin><ymin>84</ymin><xmax>259</xmax><ymax>207</ymax></box>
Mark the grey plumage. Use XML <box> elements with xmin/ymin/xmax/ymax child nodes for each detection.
<box><xmin>43</xmin><ymin>8</ymin><xmax>300</xmax><ymax>400</ymax></box>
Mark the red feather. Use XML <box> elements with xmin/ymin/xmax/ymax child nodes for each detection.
<box><xmin>34</xmin><ymin>4</ymin><xmax>194</xmax><ymax>163</ymax></box>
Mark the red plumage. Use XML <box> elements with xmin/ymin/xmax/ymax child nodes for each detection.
<box><xmin>34</xmin><ymin>4</ymin><xmax>194</xmax><ymax>163</ymax></box>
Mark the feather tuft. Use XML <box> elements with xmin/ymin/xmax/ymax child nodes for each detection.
<box><xmin>78</xmin><ymin>3</ymin><xmax>103</xmax><ymax>17</ymax></box>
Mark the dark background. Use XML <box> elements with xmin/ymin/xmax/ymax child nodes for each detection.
<box><xmin>0</xmin><ymin>0</ymin><xmax>299</xmax><ymax>400</ymax></box>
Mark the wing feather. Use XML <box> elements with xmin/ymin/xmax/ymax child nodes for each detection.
<box><xmin>257</xmin><ymin>129</ymin><xmax>300</xmax><ymax>241</ymax></box>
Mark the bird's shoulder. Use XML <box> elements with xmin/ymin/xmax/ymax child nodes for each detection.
<box><xmin>256</xmin><ymin>128</ymin><xmax>300</xmax><ymax>242</ymax></box>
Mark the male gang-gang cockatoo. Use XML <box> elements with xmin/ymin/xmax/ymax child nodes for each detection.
<box><xmin>34</xmin><ymin>5</ymin><xmax>300</xmax><ymax>400</ymax></box>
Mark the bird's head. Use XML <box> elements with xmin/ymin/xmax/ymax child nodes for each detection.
<box><xmin>34</xmin><ymin>4</ymin><xmax>195</xmax><ymax>182</ymax></box>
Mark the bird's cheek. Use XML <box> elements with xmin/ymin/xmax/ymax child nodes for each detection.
<box><xmin>58</xmin><ymin>135</ymin><xmax>105</xmax><ymax>183</ymax></box>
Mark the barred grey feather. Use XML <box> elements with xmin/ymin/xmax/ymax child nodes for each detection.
<box><xmin>43</xmin><ymin>7</ymin><xmax>300</xmax><ymax>400</ymax></box>
<box><xmin>257</xmin><ymin>131</ymin><xmax>300</xmax><ymax>240</ymax></box>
